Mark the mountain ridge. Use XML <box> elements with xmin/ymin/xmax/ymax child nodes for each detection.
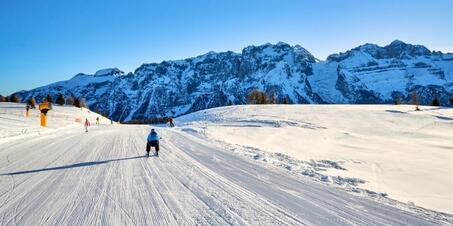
<box><xmin>14</xmin><ymin>40</ymin><xmax>453</xmax><ymax>121</ymax></box>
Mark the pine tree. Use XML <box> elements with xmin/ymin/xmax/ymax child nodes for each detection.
<box><xmin>247</xmin><ymin>90</ymin><xmax>268</xmax><ymax>104</ymax></box>
<box><xmin>27</xmin><ymin>97</ymin><xmax>36</xmax><ymax>108</ymax></box>
<box><xmin>394</xmin><ymin>96</ymin><xmax>401</xmax><ymax>105</ymax></box>
<box><xmin>73</xmin><ymin>98</ymin><xmax>81</xmax><ymax>108</ymax></box>
<box><xmin>73</xmin><ymin>97</ymin><xmax>86</xmax><ymax>108</ymax></box>
<box><xmin>411</xmin><ymin>91</ymin><xmax>420</xmax><ymax>111</ymax></box>
<box><xmin>282</xmin><ymin>97</ymin><xmax>289</xmax><ymax>104</ymax></box>
<box><xmin>0</xmin><ymin>95</ymin><xmax>6</xmax><ymax>102</ymax></box>
<box><xmin>449</xmin><ymin>97</ymin><xmax>453</xmax><ymax>106</ymax></box>
<box><xmin>247</xmin><ymin>90</ymin><xmax>258</xmax><ymax>104</ymax></box>
<box><xmin>46</xmin><ymin>94</ymin><xmax>53</xmax><ymax>103</ymax></box>
<box><xmin>227</xmin><ymin>100</ymin><xmax>233</xmax><ymax>106</ymax></box>
<box><xmin>66</xmin><ymin>96</ymin><xmax>74</xmax><ymax>105</ymax></box>
<box><xmin>430</xmin><ymin>97</ymin><xmax>440</xmax><ymax>106</ymax></box>
<box><xmin>267</xmin><ymin>92</ymin><xmax>277</xmax><ymax>104</ymax></box>
<box><xmin>10</xmin><ymin>94</ymin><xmax>20</xmax><ymax>103</ymax></box>
<box><xmin>80</xmin><ymin>98</ymin><xmax>87</xmax><ymax>108</ymax></box>
<box><xmin>258</xmin><ymin>93</ymin><xmax>267</xmax><ymax>104</ymax></box>
<box><xmin>56</xmin><ymin>94</ymin><xmax>65</xmax><ymax>106</ymax></box>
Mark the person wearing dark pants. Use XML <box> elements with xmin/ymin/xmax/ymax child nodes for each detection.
<box><xmin>146</xmin><ymin>128</ymin><xmax>160</xmax><ymax>157</ymax></box>
<box><xmin>168</xmin><ymin>117</ymin><xmax>175</xmax><ymax>127</ymax></box>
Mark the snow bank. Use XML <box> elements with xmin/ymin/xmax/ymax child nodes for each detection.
<box><xmin>177</xmin><ymin>104</ymin><xmax>453</xmax><ymax>214</ymax></box>
<box><xmin>0</xmin><ymin>103</ymin><xmax>111</xmax><ymax>144</ymax></box>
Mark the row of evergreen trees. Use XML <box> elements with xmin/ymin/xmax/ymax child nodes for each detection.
<box><xmin>246</xmin><ymin>89</ymin><xmax>451</xmax><ymax>107</ymax></box>
<box><xmin>0</xmin><ymin>94</ymin><xmax>86</xmax><ymax>108</ymax></box>
<box><xmin>396</xmin><ymin>91</ymin><xmax>451</xmax><ymax>109</ymax></box>
<box><xmin>1</xmin><ymin>91</ymin><xmax>451</xmax><ymax>107</ymax></box>
<box><xmin>246</xmin><ymin>90</ymin><xmax>290</xmax><ymax>105</ymax></box>
<box><xmin>123</xmin><ymin>117</ymin><xmax>169</xmax><ymax>125</ymax></box>
<box><xmin>40</xmin><ymin>94</ymin><xmax>87</xmax><ymax>108</ymax></box>
<box><xmin>0</xmin><ymin>94</ymin><xmax>21</xmax><ymax>103</ymax></box>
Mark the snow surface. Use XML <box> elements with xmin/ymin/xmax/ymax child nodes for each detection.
<box><xmin>0</xmin><ymin>103</ymin><xmax>452</xmax><ymax>225</ymax></box>
<box><xmin>0</xmin><ymin>103</ymin><xmax>111</xmax><ymax>144</ymax></box>
<box><xmin>178</xmin><ymin>104</ymin><xmax>453</xmax><ymax>215</ymax></box>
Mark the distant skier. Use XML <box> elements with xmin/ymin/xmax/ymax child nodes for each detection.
<box><xmin>84</xmin><ymin>118</ymin><xmax>90</xmax><ymax>132</ymax></box>
<box><xmin>168</xmin><ymin>117</ymin><xmax>175</xmax><ymax>127</ymax></box>
<box><xmin>96</xmin><ymin>117</ymin><xmax>100</xmax><ymax>125</ymax></box>
<box><xmin>25</xmin><ymin>105</ymin><xmax>30</xmax><ymax>118</ymax></box>
<box><xmin>146</xmin><ymin>128</ymin><xmax>160</xmax><ymax>157</ymax></box>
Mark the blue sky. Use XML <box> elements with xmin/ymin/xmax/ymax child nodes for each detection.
<box><xmin>1</xmin><ymin>0</ymin><xmax>452</xmax><ymax>95</ymax></box>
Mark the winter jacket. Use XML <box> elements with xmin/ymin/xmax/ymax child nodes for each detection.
<box><xmin>147</xmin><ymin>131</ymin><xmax>160</xmax><ymax>142</ymax></box>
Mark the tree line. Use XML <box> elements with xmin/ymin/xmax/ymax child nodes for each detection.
<box><xmin>0</xmin><ymin>94</ymin><xmax>87</xmax><ymax>108</ymax></box>
<box><xmin>0</xmin><ymin>94</ymin><xmax>21</xmax><ymax>103</ymax></box>
<box><xmin>246</xmin><ymin>89</ymin><xmax>453</xmax><ymax>107</ymax></box>
<box><xmin>396</xmin><ymin>90</ymin><xmax>452</xmax><ymax>110</ymax></box>
<box><xmin>2</xmin><ymin>90</ymin><xmax>449</xmax><ymax>107</ymax></box>
<box><xmin>246</xmin><ymin>89</ymin><xmax>290</xmax><ymax>105</ymax></box>
<box><xmin>123</xmin><ymin>117</ymin><xmax>170</xmax><ymax>125</ymax></box>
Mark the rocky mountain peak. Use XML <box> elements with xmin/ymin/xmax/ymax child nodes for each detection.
<box><xmin>94</xmin><ymin>68</ymin><xmax>125</xmax><ymax>77</ymax></box>
<box><xmin>327</xmin><ymin>40</ymin><xmax>433</xmax><ymax>62</ymax></box>
<box><xmin>14</xmin><ymin>41</ymin><xmax>453</xmax><ymax>122</ymax></box>
<box><xmin>382</xmin><ymin>40</ymin><xmax>431</xmax><ymax>58</ymax></box>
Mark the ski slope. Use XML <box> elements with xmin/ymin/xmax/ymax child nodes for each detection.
<box><xmin>0</xmin><ymin>103</ymin><xmax>111</xmax><ymax>144</ymax></box>
<box><xmin>0</xmin><ymin>103</ymin><xmax>452</xmax><ymax>225</ymax></box>
<box><xmin>178</xmin><ymin>104</ymin><xmax>453</xmax><ymax>215</ymax></box>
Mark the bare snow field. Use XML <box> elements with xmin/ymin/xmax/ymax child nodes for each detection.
<box><xmin>178</xmin><ymin>104</ymin><xmax>453</xmax><ymax>215</ymax></box>
<box><xmin>0</xmin><ymin>103</ymin><xmax>452</xmax><ymax>225</ymax></box>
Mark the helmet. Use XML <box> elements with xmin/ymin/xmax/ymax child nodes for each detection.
<box><xmin>151</xmin><ymin>128</ymin><xmax>155</xmax><ymax>132</ymax></box>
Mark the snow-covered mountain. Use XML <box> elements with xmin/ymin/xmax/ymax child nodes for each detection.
<box><xmin>15</xmin><ymin>40</ymin><xmax>453</xmax><ymax>121</ymax></box>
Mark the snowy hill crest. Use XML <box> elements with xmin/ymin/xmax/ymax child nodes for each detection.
<box><xmin>15</xmin><ymin>40</ymin><xmax>453</xmax><ymax>121</ymax></box>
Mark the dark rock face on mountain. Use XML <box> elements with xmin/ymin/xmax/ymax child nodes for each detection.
<box><xmin>15</xmin><ymin>41</ymin><xmax>453</xmax><ymax>121</ymax></box>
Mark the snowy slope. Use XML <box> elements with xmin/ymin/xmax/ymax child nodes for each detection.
<box><xmin>0</xmin><ymin>103</ymin><xmax>111</xmax><ymax>144</ymax></box>
<box><xmin>177</xmin><ymin>104</ymin><xmax>453</xmax><ymax>215</ymax></box>
<box><xmin>14</xmin><ymin>40</ymin><xmax>453</xmax><ymax>121</ymax></box>
<box><xmin>1</xmin><ymin>103</ymin><xmax>452</xmax><ymax>225</ymax></box>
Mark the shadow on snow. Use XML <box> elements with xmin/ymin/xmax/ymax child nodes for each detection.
<box><xmin>1</xmin><ymin>155</ymin><xmax>147</xmax><ymax>176</ymax></box>
<box><xmin>385</xmin><ymin>110</ymin><xmax>407</xmax><ymax>114</ymax></box>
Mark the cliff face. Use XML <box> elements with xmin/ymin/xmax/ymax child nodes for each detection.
<box><xmin>15</xmin><ymin>40</ymin><xmax>453</xmax><ymax>121</ymax></box>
